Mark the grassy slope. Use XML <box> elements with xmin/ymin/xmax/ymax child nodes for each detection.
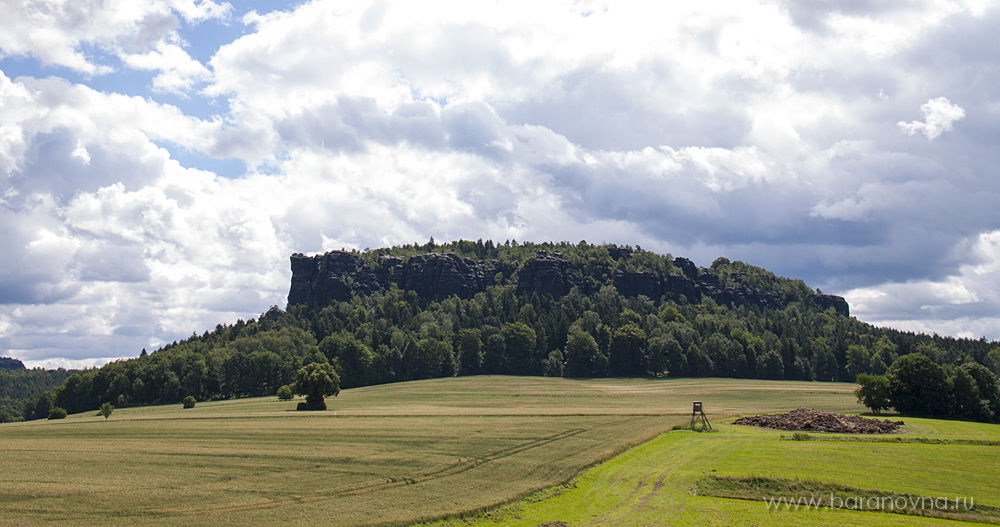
<box><xmin>426</xmin><ymin>416</ymin><xmax>1000</xmax><ymax>527</ymax></box>
<box><xmin>0</xmin><ymin>377</ymin><xmax>862</xmax><ymax>526</ymax></box>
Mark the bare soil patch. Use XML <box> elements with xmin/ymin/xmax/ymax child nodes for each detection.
<box><xmin>733</xmin><ymin>407</ymin><xmax>903</xmax><ymax>434</ymax></box>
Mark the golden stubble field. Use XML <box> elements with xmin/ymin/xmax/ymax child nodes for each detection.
<box><xmin>0</xmin><ymin>376</ymin><xmax>862</xmax><ymax>526</ymax></box>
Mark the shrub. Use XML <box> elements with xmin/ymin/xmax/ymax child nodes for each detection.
<box><xmin>277</xmin><ymin>385</ymin><xmax>294</xmax><ymax>401</ymax></box>
<box><xmin>182</xmin><ymin>396</ymin><xmax>197</xmax><ymax>409</ymax></box>
<box><xmin>48</xmin><ymin>407</ymin><xmax>68</xmax><ymax>420</ymax></box>
<box><xmin>791</xmin><ymin>432</ymin><xmax>812</xmax><ymax>441</ymax></box>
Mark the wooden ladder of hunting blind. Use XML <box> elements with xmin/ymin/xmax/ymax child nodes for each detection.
<box><xmin>688</xmin><ymin>401</ymin><xmax>712</xmax><ymax>431</ymax></box>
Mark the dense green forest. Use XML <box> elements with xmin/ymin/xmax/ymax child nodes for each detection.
<box><xmin>0</xmin><ymin>368</ymin><xmax>76</xmax><ymax>422</ymax></box>
<box><xmin>12</xmin><ymin>240</ymin><xmax>1000</xmax><ymax>421</ymax></box>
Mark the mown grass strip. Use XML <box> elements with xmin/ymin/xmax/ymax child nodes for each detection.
<box><xmin>696</xmin><ymin>475</ymin><xmax>1000</xmax><ymax>524</ymax></box>
<box><xmin>777</xmin><ymin>434</ymin><xmax>1000</xmax><ymax>446</ymax></box>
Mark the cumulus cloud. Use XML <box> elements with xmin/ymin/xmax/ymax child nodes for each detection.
<box><xmin>0</xmin><ymin>169</ymin><xmax>293</xmax><ymax>364</ymax></box>
<box><xmin>120</xmin><ymin>42</ymin><xmax>212</xmax><ymax>93</ymax></box>
<box><xmin>2</xmin><ymin>0</ymin><xmax>1000</xmax><ymax>366</ymax></box>
<box><xmin>0</xmin><ymin>71</ymin><xmax>239</xmax><ymax>363</ymax></box>
<box><xmin>897</xmin><ymin>97</ymin><xmax>966</xmax><ymax>140</ymax></box>
<box><xmin>0</xmin><ymin>73</ymin><xmax>220</xmax><ymax>197</ymax></box>
<box><xmin>844</xmin><ymin>230</ymin><xmax>1000</xmax><ymax>339</ymax></box>
<box><xmin>0</xmin><ymin>0</ymin><xmax>229</xmax><ymax>84</ymax></box>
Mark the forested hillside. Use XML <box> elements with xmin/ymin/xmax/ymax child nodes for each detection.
<box><xmin>0</xmin><ymin>368</ymin><xmax>75</xmax><ymax>421</ymax></box>
<box><xmin>16</xmin><ymin>241</ymin><xmax>1000</xmax><ymax>420</ymax></box>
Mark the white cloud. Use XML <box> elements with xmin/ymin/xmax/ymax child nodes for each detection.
<box><xmin>0</xmin><ymin>0</ymin><xmax>229</xmax><ymax>84</ymax></box>
<box><xmin>0</xmin><ymin>71</ymin><xmax>254</xmax><ymax>364</ymax></box>
<box><xmin>120</xmin><ymin>42</ymin><xmax>212</xmax><ymax>93</ymax></box>
<box><xmin>844</xmin><ymin>230</ymin><xmax>1000</xmax><ymax>338</ymax></box>
<box><xmin>0</xmin><ymin>169</ymin><xmax>292</xmax><ymax>364</ymax></box>
<box><xmin>165</xmin><ymin>0</ymin><xmax>230</xmax><ymax>23</ymax></box>
<box><xmin>897</xmin><ymin>97</ymin><xmax>966</xmax><ymax>140</ymax></box>
<box><xmin>21</xmin><ymin>357</ymin><xmax>130</xmax><ymax>370</ymax></box>
<box><xmin>3</xmin><ymin>0</ymin><xmax>1000</xmax><ymax>367</ymax></box>
<box><xmin>0</xmin><ymin>73</ymin><xmax>220</xmax><ymax>195</ymax></box>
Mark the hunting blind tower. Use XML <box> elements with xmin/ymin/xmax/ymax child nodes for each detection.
<box><xmin>689</xmin><ymin>401</ymin><xmax>712</xmax><ymax>431</ymax></box>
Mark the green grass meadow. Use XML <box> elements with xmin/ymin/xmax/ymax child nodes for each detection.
<box><xmin>425</xmin><ymin>411</ymin><xmax>999</xmax><ymax>527</ymax></box>
<box><xmin>2</xmin><ymin>376</ymin><xmax>995</xmax><ymax>526</ymax></box>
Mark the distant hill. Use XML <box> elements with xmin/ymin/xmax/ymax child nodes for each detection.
<box><xmin>0</xmin><ymin>368</ymin><xmax>76</xmax><ymax>421</ymax></box>
<box><xmin>22</xmin><ymin>240</ymin><xmax>1000</xmax><ymax>419</ymax></box>
<box><xmin>0</xmin><ymin>357</ymin><xmax>25</xmax><ymax>370</ymax></box>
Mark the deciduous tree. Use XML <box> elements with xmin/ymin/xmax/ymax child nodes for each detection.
<box><xmin>292</xmin><ymin>362</ymin><xmax>341</xmax><ymax>411</ymax></box>
<box><xmin>609</xmin><ymin>324</ymin><xmax>646</xmax><ymax>377</ymax></box>
<box><xmin>564</xmin><ymin>329</ymin><xmax>603</xmax><ymax>378</ymax></box>
<box><xmin>543</xmin><ymin>350</ymin><xmax>565</xmax><ymax>377</ymax></box>
<box><xmin>855</xmin><ymin>374</ymin><xmax>891</xmax><ymax>414</ymax></box>
<box><xmin>888</xmin><ymin>353</ymin><xmax>947</xmax><ymax>416</ymax></box>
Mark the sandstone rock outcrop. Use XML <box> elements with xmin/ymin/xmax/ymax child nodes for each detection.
<box><xmin>664</xmin><ymin>274</ymin><xmax>701</xmax><ymax>301</ymax></box>
<box><xmin>609</xmin><ymin>259</ymin><xmax>847</xmax><ymax>315</ymax></box>
<box><xmin>815</xmin><ymin>294</ymin><xmax>851</xmax><ymax>317</ymax></box>
<box><xmin>398</xmin><ymin>253</ymin><xmax>489</xmax><ymax>299</ymax></box>
<box><xmin>516</xmin><ymin>252</ymin><xmax>583</xmax><ymax>297</ymax></box>
<box><xmin>288</xmin><ymin>251</ymin><xmax>490</xmax><ymax>305</ymax></box>
<box><xmin>287</xmin><ymin>248</ymin><xmax>849</xmax><ymax>317</ymax></box>
<box><xmin>673</xmin><ymin>257</ymin><xmax>699</xmax><ymax>280</ymax></box>
<box><xmin>612</xmin><ymin>270</ymin><xmax>662</xmax><ymax>299</ymax></box>
<box><xmin>288</xmin><ymin>251</ymin><xmax>380</xmax><ymax>306</ymax></box>
<box><xmin>607</xmin><ymin>246</ymin><xmax>634</xmax><ymax>260</ymax></box>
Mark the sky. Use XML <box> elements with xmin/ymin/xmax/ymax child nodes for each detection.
<box><xmin>1</xmin><ymin>0</ymin><xmax>998</xmax><ymax>369</ymax></box>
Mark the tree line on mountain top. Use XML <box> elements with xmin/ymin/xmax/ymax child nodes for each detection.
<box><xmin>7</xmin><ymin>240</ymin><xmax>1000</xmax><ymax>423</ymax></box>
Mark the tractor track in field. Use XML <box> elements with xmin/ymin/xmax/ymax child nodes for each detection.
<box><xmin>145</xmin><ymin>416</ymin><xmax>652</xmax><ymax>519</ymax></box>
<box><xmin>573</xmin><ymin>433</ymin><xmax>734</xmax><ymax>527</ymax></box>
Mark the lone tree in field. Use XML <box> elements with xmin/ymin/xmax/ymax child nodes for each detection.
<box><xmin>99</xmin><ymin>402</ymin><xmax>114</xmax><ymax>420</ymax></box>
<box><xmin>292</xmin><ymin>362</ymin><xmax>340</xmax><ymax>411</ymax></box>
<box><xmin>855</xmin><ymin>374</ymin><xmax>891</xmax><ymax>414</ymax></box>
<box><xmin>276</xmin><ymin>384</ymin><xmax>294</xmax><ymax>401</ymax></box>
<box><xmin>182</xmin><ymin>396</ymin><xmax>197</xmax><ymax>409</ymax></box>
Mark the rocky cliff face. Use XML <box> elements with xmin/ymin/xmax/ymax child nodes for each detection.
<box><xmin>612</xmin><ymin>270</ymin><xmax>662</xmax><ymax>299</ymax></box>
<box><xmin>287</xmin><ymin>249</ymin><xmax>849</xmax><ymax>317</ymax></box>
<box><xmin>516</xmin><ymin>252</ymin><xmax>583</xmax><ymax>297</ymax></box>
<box><xmin>673</xmin><ymin>257</ymin><xmax>699</xmax><ymax>280</ymax></box>
<box><xmin>612</xmin><ymin>267</ymin><xmax>801</xmax><ymax>312</ymax></box>
<box><xmin>289</xmin><ymin>251</ymin><xmax>491</xmax><ymax>305</ymax></box>
<box><xmin>815</xmin><ymin>294</ymin><xmax>851</xmax><ymax>317</ymax></box>
<box><xmin>399</xmin><ymin>253</ymin><xmax>490</xmax><ymax>299</ymax></box>
<box><xmin>288</xmin><ymin>251</ymin><xmax>381</xmax><ymax>305</ymax></box>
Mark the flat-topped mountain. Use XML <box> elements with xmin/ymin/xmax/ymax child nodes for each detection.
<box><xmin>36</xmin><ymin>240</ymin><xmax>1000</xmax><ymax>423</ymax></box>
<box><xmin>288</xmin><ymin>243</ymin><xmax>849</xmax><ymax>316</ymax></box>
